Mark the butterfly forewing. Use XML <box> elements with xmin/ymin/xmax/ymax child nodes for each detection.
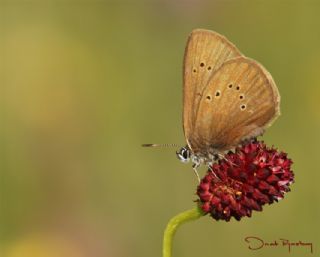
<box><xmin>191</xmin><ymin>57</ymin><xmax>280</xmax><ymax>154</ymax></box>
<box><xmin>183</xmin><ymin>29</ymin><xmax>243</xmax><ymax>147</ymax></box>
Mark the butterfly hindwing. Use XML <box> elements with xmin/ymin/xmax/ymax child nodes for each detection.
<box><xmin>190</xmin><ymin>57</ymin><xmax>280</xmax><ymax>154</ymax></box>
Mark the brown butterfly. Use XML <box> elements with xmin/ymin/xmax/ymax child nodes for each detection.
<box><xmin>144</xmin><ymin>29</ymin><xmax>280</xmax><ymax>181</ymax></box>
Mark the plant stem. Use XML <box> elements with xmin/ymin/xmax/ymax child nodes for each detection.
<box><xmin>163</xmin><ymin>206</ymin><xmax>204</xmax><ymax>257</ymax></box>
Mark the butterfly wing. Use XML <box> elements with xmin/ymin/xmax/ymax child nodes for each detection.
<box><xmin>183</xmin><ymin>29</ymin><xmax>243</xmax><ymax>147</ymax></box>
<box><xmin>190</xmin><ymin>57</ymin><xmax>280</xmax><ymax>154</ymax></box>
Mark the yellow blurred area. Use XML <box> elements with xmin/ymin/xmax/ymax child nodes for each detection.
<box><xmin>0</xmin><ymin>1</ymin><xmax>319</xmax><ymax>257</ymax></box>
<box><xmin>5</xmin><ymin>234</ymin><xmax>85</xmax><ymax>257</ymax></box>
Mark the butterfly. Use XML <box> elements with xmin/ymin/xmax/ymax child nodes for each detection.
<box><xmin>143</xmin><ymin>29</ymin><xmax>280</xmax><ymax>181</ymax></box>
<box><xmin>175</xmin><ymin>29</ymin><xmax>280</xmax><ymax>179</ymax></box>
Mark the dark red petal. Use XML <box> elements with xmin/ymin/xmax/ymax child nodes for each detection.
<box><xmin>197</xmin><ymin>140</ymin><xmax>294</xmax><ymax>222</ymax></box>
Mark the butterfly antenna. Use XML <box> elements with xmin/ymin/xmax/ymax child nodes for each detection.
<box><xmin>141</xmin><ymin>143</ymin><xmax>180</xmax><ymax>148</ymax></box>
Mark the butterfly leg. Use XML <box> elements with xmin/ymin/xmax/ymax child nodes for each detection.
<box><xmin>192</xmin><ymin>163</ymin><xmax>201</xmax><ymax>183</ymax></box>
<box><xmin>217</xmin><ymin>153</ymin><xmax>239</xmax><ymax>167</ymax></box>
<box><xmin>208</xmin><ymin>163</ymin><xmax>220</xmax><ymax>180</ymax></box>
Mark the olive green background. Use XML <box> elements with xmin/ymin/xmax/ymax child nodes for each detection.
<box><xmin>0</xmin><ymin>1</ymin><xmax>319</xmax><ymax>257</ymax></box>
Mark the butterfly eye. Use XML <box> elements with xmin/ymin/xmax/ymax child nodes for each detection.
<box><xmin>236</xmin><ymin>86</ymin><xmax>240</xmax><ymax>90</ymax></box>
<box><xmin>176</xmin><ymin>147</ymin><xmax>190</xmax><ymax>163</ymax></box>
<box><xmin>207</xmin><ymin>66</ymin><xmax>212</xmax><ymax>71</ymax></box>
<box><xmin>239</xmin><ymin>94</ymin><xmax>244</xmax><ymax>99</ymax></box>
<box><xmin>215</xmin><ymin>91</ymin><xmax>221</xmax><ymax>97</ymax></box>
<box><xmin>228</xmin><ymin>84</ymin><xmax>233</xmax><ymax>88</ymax></box>
<box><xmin>200</xmin><ymin>62</ymin><xmax>205</xmax><ymax>67</ymax></box>
<box><xmin>240</xmin><ymin>104</ymin><xmax>246</xmax><ymax>110</ymax></box>
<box><xmin>182</xmin><ymin>149</ymin><xmax>189</xmax><ymax>159</ymax></box>
<box><xmin>206</xmin><ymin>95</ymin><xmax>212</xmax><ymax>101</ymax></box>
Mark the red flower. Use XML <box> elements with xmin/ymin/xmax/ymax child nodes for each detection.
<box><xmin>197</xmin><ymin>140</ymin><xmax>294</xmax><ymax>221</ymax></box>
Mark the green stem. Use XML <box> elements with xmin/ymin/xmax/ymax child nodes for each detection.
<box><xmin>163</xmin><ymin>206</ymin><xmax>205</xmax><ymax>257</ymax></box>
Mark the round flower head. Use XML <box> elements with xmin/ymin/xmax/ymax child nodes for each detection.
<box><xmin>197</xmin><ymin>140</ymin><xmax>294</xmax><ymax>221</ymax></box>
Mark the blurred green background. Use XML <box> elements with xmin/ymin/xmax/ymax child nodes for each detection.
<box><xmin>0</xmin><ymin>1</ymin><xmax>319</xmax><ymax>257</ymax></box>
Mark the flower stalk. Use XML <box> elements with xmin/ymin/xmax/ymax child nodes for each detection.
<box><xmin>163</xmin><ymin>206</ymin><xmax>204</xmax><ymax>257</ymax></box>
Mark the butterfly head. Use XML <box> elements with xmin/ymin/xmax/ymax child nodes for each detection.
<box><xmin>176</xmin><ymin>146</ymin><xmax>191</xmax><ymax>163</ymax></box>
